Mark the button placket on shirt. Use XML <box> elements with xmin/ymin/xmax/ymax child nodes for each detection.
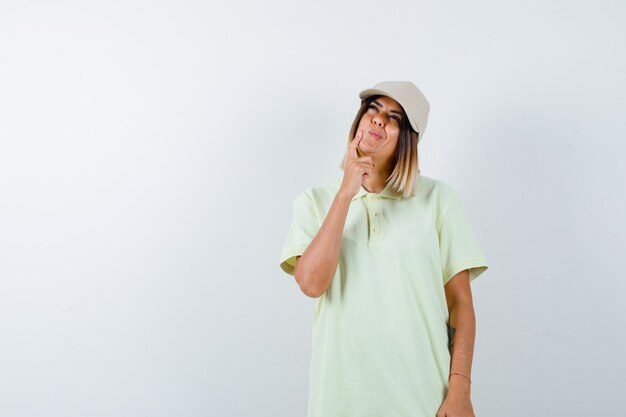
<box><xmin>365</xmin><ymin>194</ymin><xmax>382</xmax><ymax>246</ymax></box>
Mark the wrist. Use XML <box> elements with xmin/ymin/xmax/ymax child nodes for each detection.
<box><xmin>336</xmin><ymin>188</ymin><xmax>355</xmax><ymax>203</ymax></box>
<box><xmin>448</xmin><ymin>373</ymin><xmax>471</xmax><ymax>394</ymax></box>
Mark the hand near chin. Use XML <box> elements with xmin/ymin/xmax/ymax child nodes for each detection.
<box><xmin>340</xmin><ymin>130</ymin><xmax>375</xmax><ymax>199</ymax></box>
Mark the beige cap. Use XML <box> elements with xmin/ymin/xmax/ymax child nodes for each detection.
<box><xmin>359</xmin><ymin>81</ymin><xmax>430</xmax><ymax>141</ymax></box>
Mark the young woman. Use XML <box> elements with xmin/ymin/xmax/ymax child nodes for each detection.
<box><xmin>279</xmin><ymin>80</ymin><xmax>489</xmax><ymax>417</ymax></box>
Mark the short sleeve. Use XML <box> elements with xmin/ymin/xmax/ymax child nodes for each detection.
<box><xmin>279</xmin><ymin>191</ymin><xmax>320</xmax><ymax>276</ymax></box>
<box><xmin>437</xmin><ymin>191</ymin><xmax>489</xmax><ymax>285</ymax></box>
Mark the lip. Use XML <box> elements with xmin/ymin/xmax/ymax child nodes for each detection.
<box><xmin>369</xmin><ymin>130</ymin><xmax>383</xmax><ymax>139</ymax></box>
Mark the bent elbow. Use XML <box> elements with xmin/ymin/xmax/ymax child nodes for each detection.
<box><xmin>301</xmin><ymin>285</ymin><xmax>322</xmax><ymax>298</ymax></box>
<box><xmin>296</xmin><ymin>272</ymin><xmax>326</xmax><ymax>298</ymax></box>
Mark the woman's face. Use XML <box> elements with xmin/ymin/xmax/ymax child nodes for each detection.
<box><xmin>356</xmin><ymin>96</ymin><xmax>404</xmax><ymax>163</ymax></box>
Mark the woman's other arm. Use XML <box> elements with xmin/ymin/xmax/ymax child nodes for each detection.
<box><xmin>437</xmin><ymin>269</ymin><xmax>476</xmax><ymax>417</ymax></box>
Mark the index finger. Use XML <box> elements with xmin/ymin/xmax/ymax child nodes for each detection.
<box><xmin>349</xmin><ymin>130</ymin><xmax>363</xmax><ymax>160</ymax></box>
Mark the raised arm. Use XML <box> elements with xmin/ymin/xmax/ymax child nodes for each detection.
<box><xmin>293</xmin><ymin>190</ymin><xmax>353</xmax><ymax>298</ymax></box>
<box><xmin>294</xmin><ymin>130</ymin><xmax>373</xmax><ymax>298</ymax></box>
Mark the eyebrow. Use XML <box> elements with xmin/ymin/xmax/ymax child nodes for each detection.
<box><xmin>371</xmin><ymin>100</ymin><xmax>403</xmax><ymax>117</ymax></box>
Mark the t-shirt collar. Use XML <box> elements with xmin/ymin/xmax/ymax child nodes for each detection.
<box><xmin>351</xmin><ymin>180</ymin><xmax>403</xmax><ymax>201</ymax></box>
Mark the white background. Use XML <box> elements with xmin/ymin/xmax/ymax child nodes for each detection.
<box><xmin>1</xmin><ymin>0</ymin><xmax>625</xmax><ymax>416</ymax></box>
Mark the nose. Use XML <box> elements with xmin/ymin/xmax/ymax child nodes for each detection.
<box><xmin>372</xmin><ymin>116</ymin><xmax>384</xmax><ymax>127</ymax></box>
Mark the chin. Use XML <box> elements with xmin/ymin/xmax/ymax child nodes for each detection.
<box><xmin>359</xmin><ymin>145</ymin><xmax>380</xmax><ymax>154</ymax></box>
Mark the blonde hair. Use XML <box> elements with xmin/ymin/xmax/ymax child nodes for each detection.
<box><xmin>338</xmin><ymin>95</ymin><xmax>421</xmax><ymax>198</ymax></box>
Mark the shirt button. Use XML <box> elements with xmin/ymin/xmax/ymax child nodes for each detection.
<box><xmin>373</xmin><ymin>227</ymin><xmax>377</xmax><ymax>232</ymax></box>
<box><xmin>374</xmin><ymin>212</ymin><xmax>378</xmax><ymax>216</ymax></box>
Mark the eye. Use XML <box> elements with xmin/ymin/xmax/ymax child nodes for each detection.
<box><xmin>367</xmin><ymin>104</ymin><xmax>401</xmax><ymax>122</ymax></box>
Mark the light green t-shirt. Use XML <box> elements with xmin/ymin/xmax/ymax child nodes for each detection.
<box><xmin>279</xmin><ymin>174</ymin><xmax>488</xmax><ymax>417</ymax></box>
